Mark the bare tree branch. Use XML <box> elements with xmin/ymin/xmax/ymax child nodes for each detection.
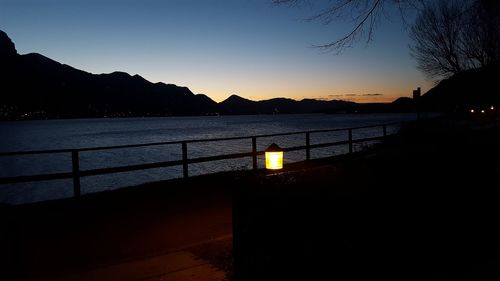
<box><xmin>274</xmin><ymin>0</ymin><xmax>499</xmax><ymax>79</ymax></box>
<box><xmin>314</xmin><ymin>0</ymin><xmax>382</xmax><ymax>53</ymax></box>
<box><xmin>273</xmin><ymin>0</ymin><xmax>419</xmax><ymax>53</ymax></box>
<box><xmin>409</xmin><ymin>0</ymin><xmax>499</xmax><ymax>80</ymax></box>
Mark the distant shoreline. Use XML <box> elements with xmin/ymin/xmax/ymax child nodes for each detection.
<box><xmin>0</xmin><ymin>109</ymin><xmax>422</xmax><ymax>122</ymax></box>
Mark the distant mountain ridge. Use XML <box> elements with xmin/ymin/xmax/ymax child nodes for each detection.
<box><xmin>1</xmin><ymin>30</ymin><xmax>422</xmax><ymax>120</ymax></box>
<box><xmin>217</xmin><ymin>95</ymin><xmax>358</xmax><ymax>115</ymax></box>
<box><xmin>0</xmin><ymin>30</ymin><xmax>363</xmax><ymax>119</ymax></box>
<box><xmin>0</xmin><ymin>30</ymin><xmax>221</xmax><ymax>119</ymax></box>
<box><xmin>2</xmin><ymin>29</ymin><xmax>497</xmax><ymax>119</ymax></box>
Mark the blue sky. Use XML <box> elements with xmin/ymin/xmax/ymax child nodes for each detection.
<box><xmin>0</xmin><ymin>0</ymin><xmax>431</xmax><ymax>102</ymax></box>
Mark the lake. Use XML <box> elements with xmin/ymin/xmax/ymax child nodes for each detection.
<box><xmin>0</xmin><ymin>113</ymin><xmax>419</xmax><ymax>204</ymax></box>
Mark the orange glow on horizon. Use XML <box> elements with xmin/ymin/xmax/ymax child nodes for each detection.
<box><xmin>153</xmin><ymin>72</ymin><xmax>432</xmax><ymax>104</ymax></box>
<box><xmin>209</xmin><ymin>91</ymin><xmax>412</xmax><ymax>104</ymax></box>
<box><xmin>151</xmin><ymin>67</ymin><xmax>432</xmax><ymax>104</ymax></box>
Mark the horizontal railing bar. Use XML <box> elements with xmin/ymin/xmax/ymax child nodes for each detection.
<box><xmin>0</xmin><ymin>148</ymin><xmax>75</xmax><ymax>156</ymax></box>
<box><xmin>282</xmin><ymin>135</ymin><xmax>387</xmax><ymax>153</ymax></box>
<box><xmin>79</xmin><ymin>140</ymin><xmax>182</xmax><ymax>152</ymax></box>
<box><xmin>0</xmin><ymin>140</ymin><xmax>186</xmax><ymax>156</ymax></box>
<box><xmin>0</xmin><ymin>123</ymin><xmax>398</xmax><ymax>156</ymax></box>
<box><xmin>308</xmin><ymin>140</ymin><xmax>351</xmax><ymax>150</ymax></box>
<box><xmin>186</xmin><ymin>151</ymin><xmax>256</xmax><ymax>164</ymax></box>
<box><xmin>352</xmin><ymin>136</ymin><xmax>385</xmax><ymax>143</ymax></box>
<box><xmin>80</xmin><ymin>160</ymin><xmax>185</xmax><ymax>177</ymax></box>
<box><xmin>72</xmin><ymin>152</ymin><xmax>261</xmax><ymax>177</ymax></box>
<box><xmin>178</xmin><ymin>135</ymin><xmax>253</xmax><ymax>144</ymax></box>
<box><xmin>0</xmin><ymin>172</ymin><xmax>74</xmax><ymax>184</ymax></box>
<box><xmin>283</xmin><ymin>145</ymin><xmax>308</xmax><ymax>152</ymax></box>
<box><xmin>191</xmin><ymin>123</ymin><xmax>396</xmax><ymax>142</ymax></box>
<box><xmin>157</xmin><ymin>135</ymin><xmax>388</xmax><ymax>167</ymax></box>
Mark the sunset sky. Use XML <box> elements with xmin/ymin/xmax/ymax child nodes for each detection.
<box><xmin>0</xmin><ymin>0</ymin><xmax>432</xmax><ymax>103</ymax></box>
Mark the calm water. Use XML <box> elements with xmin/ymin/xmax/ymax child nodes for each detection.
<box><xmin>0</xmin><ymin>113</ymin><xmax>418</xmax><ymax>204</ymax></box>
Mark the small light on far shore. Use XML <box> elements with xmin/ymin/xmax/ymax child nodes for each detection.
<box><xmin>481</xmin><ymin>109</ymin><xmax>485</xmax><ymax>113</ymax></box>
<box><xmin>491</xmin><ymin>105</ymin><xmax>494</xmax><ymax>110</ymax></box>
<box><xmin>265</xmin><ymin>143</ymin><xmax>283</xmax><ymax>170</ymax></box>
<box><xmin>470</xmin><ymin>109</ymin><xmax>475</xmax><ymax>113</ymax></box>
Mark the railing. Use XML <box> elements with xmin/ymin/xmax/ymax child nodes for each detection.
<box><xmin>0</xmin><ymin>123</ymin><xmax>396</xmax><ymax>197</ymax></box>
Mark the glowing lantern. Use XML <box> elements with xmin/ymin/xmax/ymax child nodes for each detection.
<box><xmin>265</xmin><ymin>143</ymin><xmax>283</xmax><ymax>170</ymax></box>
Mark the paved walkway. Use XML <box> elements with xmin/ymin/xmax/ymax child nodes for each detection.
<box><xmin>6</xmin><ymin>178</ymin><xmax>234</xmax><ymax>281</ymax></box>
<box><xmin>49</xmin><ymin>237</ymin><xmax>232</xmax><ymax>281</ymax></box>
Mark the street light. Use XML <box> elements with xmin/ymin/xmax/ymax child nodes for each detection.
<box><xmin>265</xmin><ymin>143</ymin><xmax>283</xmax><ymax>170</ymax></box>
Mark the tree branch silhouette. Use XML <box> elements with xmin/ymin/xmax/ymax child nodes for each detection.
<box><xmin>273</xmin><ymin>0</ymin><xmax>418</xmax><ymax>53</ymax></box>
<box><xmin>409</xmin><ymin>0</ymin><xmax>499</xmax><ymax>80</ymax></box>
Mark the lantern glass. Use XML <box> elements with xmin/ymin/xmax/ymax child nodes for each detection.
<box><xmin>265</xmin><ymin>151</ymin><xmax>283</xmax><ymax>170</ymax></box>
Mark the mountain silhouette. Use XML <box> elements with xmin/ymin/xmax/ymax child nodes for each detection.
<box><xmin>1</xmin><ymin>30</ymin><xmax>421</xmax><ymax>120</ymax></box>
<box><xmin>219</xmin><ymin>95</ymin><xmax>259</xmax><ymax>114</ymax></box>
<box><xmin>0</xmin><ymin>30</ymin><xmax>16</xmax><ymax>57</ymax></box>
<box><xmin>0</xmin><ymin>30</ymin><xmax>360</xmax><ymax>119</ymax></box>
<box><xmin>218</xmin><ymin>95</ymin><xmax>357</xmax><ymax>115</ymax></box>
<box><xmin>0</xmin><ymin>30</ymin><xmax>217</xmax><ymax>119</ymax></box>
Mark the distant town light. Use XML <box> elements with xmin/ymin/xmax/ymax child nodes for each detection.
<box><xmin>481</xmin><ymin>109</ymin><xmax>485</xmax><ymax>113</ymax></box>
<box><xmin>491</xmin><ymin>105</ymin><xmax>494</xmax><ymax>110</ymax></box>
<box><xmin>470</xmin><ymin>109</ymin><xmax>475</xmax><ymax>113</ymax></box>
<box><xmin>265</xmin><ymin>143</ymin><xmax>283</xmax><ymax>170</ymax></box>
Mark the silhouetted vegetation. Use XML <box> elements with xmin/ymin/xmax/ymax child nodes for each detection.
<box><xmin>420</xmin><ymin>62</ymin><xmax>500</xmax><ymax>112</ymax></box>
<box><xmin>273</xmin><ymin>0</ymin><xmax>431</xmax><ymax>53</ymax></box>
<box><xmin>274</xmin><ymin>0</ymin><xmax>500</xmax><ymax>63</ymax></box>
<box><xmin>410</xmin><ymin>0</ymin><xmax>500</xmax><ymax>79</ymax></box>
<box><xmin>273</xmin><ymin>0</ymin><xmax>416</xmax><ymax>53</ymax></box>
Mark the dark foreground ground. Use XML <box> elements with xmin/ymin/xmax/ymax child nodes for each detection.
<box><xmin>233</xmin><ymin>117</ymin><xmax>500</xmax><ymax>280</ymax></box>
<box><xmin>1</xmin><ymin>116</ymin><xmax>499</xmax><ymax>280</ymax></box>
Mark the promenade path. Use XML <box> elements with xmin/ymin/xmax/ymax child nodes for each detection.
<box><xmin>2</xmin><ymin>174</ymin><xmax>235</xmax><ymax>281</ymax></box>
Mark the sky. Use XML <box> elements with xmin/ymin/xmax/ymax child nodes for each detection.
<box><xmin>0</xmin><ymin>0</ymin><xmax>432</xmax><ymax>103</ymax></box>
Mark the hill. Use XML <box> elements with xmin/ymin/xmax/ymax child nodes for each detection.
<box><xmin>218</xmin><ymin>95</ymin><xmax>356</xmax><ymax>115</ymax></box>
<box><xmin>420</xmin><ymin>64</ymin><xmax>500</xmax><ymax>112</ymax></box>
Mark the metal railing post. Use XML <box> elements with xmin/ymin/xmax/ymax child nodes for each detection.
<box><xmin>305</xmin><ymin>132</ymin><xmax>310</xmax><ymax>161</ymax></box>
<box><xmin>348</xmin><ymin>129</ymin><xmax>353</xmax><ymax>153</ymax></box>
<box><xmin>71</xmin><ymin>150</ymin><xmax>81</xmax><ymax>197</ymax></box>
<box><xmin>252</xmin><ymin>137</ymin><xmax>257</xmax><ymax>170</ymax></box>
<box><xmin>182</xmin><ymin>141</ymin><xmax>188</xmax><ymax>178</ymax></box>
